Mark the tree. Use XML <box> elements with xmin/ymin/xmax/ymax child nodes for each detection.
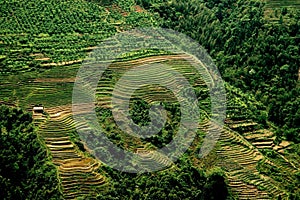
<box><xmin>0</xmin><ymin>105</ymin><xmax>62</xmax><ymax>199</ymax></box>
<box><xmin>203</xmin><ymin>167</ymin><xmax>229</xmax><ymax>200</ymax></box>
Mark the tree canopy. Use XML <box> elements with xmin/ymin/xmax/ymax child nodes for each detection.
<box><xmin>0</xmin><ymin>105</ymin><xmax>62</xmax><ymax>199</ymax></box>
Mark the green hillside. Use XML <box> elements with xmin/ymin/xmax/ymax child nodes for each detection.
<box><xmin>0</xmin><ymin>0</ymin><xmax>156</xmax><ymax>73</ymax></box>
<box><xmin>0</xmin><ymin>0</ymin><xmax>299</xmax><ymax>199</ymax></box>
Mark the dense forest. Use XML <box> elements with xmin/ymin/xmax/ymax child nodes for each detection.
<box><xmin>0</xmin><ymin>105</ymin><xmax>62</xmax><ymax>199</ymax></box>
<box><xmin>96</xmin><ymin>161</ymin><xmax>229</xmax><ymax>199</ymax></box>
<box><xmin>0</xmin><ymin>0</ymin><xmax>299</xmax><ymax>199</ymax></box>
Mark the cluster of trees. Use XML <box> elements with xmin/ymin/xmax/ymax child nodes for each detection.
<box><xmin>129</xmin><ymin>98</ymin><xmax>182</xmax><ymax>148</ymax></box>
<box><xmin>98</xmin><ymin>158</ymin><xmax>229</xmax><ymax>199</ymax></box>
<box><xmin>0</xmin><ymin>105</ymin><xmax>62</xmax><ymax>199</ymax></box>
<box><xmin>94</xmin><ymin>84</ymin><xmax>231</xmax><ymax>198</ymax></box>
<box><xmin>129</xmin><ymin>98</ymin><xmax>151</xmax><ymax>126</ymax></box>
<box><xmin>136</xmin><ymin>0</ymin><xmax>300</xmax><ymax>143</ymax></box>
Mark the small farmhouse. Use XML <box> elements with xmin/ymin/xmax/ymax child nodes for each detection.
<box><xmin>33</xmin><ymin>106</ymin><xmax>44</xmax><ymax>114</ymax></box>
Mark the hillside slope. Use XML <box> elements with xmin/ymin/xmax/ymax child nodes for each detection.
<box><xmin>0</xmin><ymin>0</ymin><xmax>299</xmax><ymax>199</ymax></box>
<box><xmin>27</xmin><ymin>53</ymin><xmax>298</xmax><ymax>199</ymax></box>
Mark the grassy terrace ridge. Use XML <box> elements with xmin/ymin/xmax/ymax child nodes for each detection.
<box><xmin>266</xmin><ymin>0</ymin><xmax>300</xmax><ymax>8</ymax></box>
<box><xmin>196</xmin><ymin>119</ymin><xmax>297</xmax><ymax>199</ymax></box>
<box><xmin>35</xmin><ymin>105</ymin><xmax>108</xmax><ymax>199</ymax></box>
<box><xmin>264</xmin><ymin>1</ymin><xmax>300</xmax><ymax>23</ymax></box>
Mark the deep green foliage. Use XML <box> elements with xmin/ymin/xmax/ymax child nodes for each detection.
<box><xmin>97</xmin><ymin>159</ymin><xmax>229</xmax><ymax>200</ymax></box>
<box><xmin>0</xmin><ymin>105</ymin><xmax>62</xmax><ymax>199</ymax></box>
<box><xmin>129</xmin><ymin>98</ymin><xmax>151</xmax><ymax>126</ymax></box>
<box><xmin>202</xmin><ymin>167</ymin><xmax>229</xmax><ymax>200</ymax></box>
<box><xmin>95</xmin><ymin>85</ymin><xmax>230</xmax><ymax>199</ymax></box>
<box><xmin>137</xmin><ymin>0</ymin><xmax>300</xmax><ymax>142</ymax></box>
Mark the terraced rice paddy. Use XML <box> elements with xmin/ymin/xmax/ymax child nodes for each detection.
<box><xmin>8</xmin><ymin>52</ymin><xmax>297</xmax><ymax>199</ymax></box>
<box><xmin>207</xmin><ymin>117</ymin><xmax>298</xmax><ymax>199</ymax></box>
<box><xmin>0</xmin><ymin>65</ymin><xmax>79</xmax><ymax>108</ymax></box>
<box><xmin>34</xmin><ymin>105</ymin><xmax>107</xmax><ymax>199</ymax></box>
<box><xmin>96</xmin><ymin>54</ymin><xmax>208</xmax><ymax>108</ymax></box>
<box><xmin>91</xmin><ymin>54</ymin><xmax>297</xmax><ymax>198</ymax></box>
<box><xmin>1</xmin><ymin>0</ymin><xmax>298</xmax><ymax>198</ymax></box>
